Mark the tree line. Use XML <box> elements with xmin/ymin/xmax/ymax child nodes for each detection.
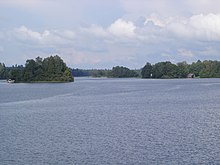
<box><xmin>0</xmin><ymin>55</ymin><xmax>74</xmax><ymax>82</ymax></box>
<box><xmin>141</xmin><ymin>60</ymin><xmax>220</xmax><ymax>79</ymax></box>
<box><xmin>72</xmin><ymin>60</ymin><xmax>220</xmax><ymax>78</ymax></box>
<box><xmin>72</xmin><ymin>66</ymin><xmax>140</xmax><ymax>78</ymax></box>
<box><xmin>1</xmin><ymin>59</ymin><xmax>220</xmax><ymax>81</ymax></box>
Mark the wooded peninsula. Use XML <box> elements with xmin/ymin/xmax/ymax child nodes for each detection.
<box><xmin>0</xmin><ymin>55</ymin><xmax>74</xmax><ymax>82</ymax></box>
<box><xmin>1</xmin><ymin>56</ymin><xmax>220</xmax><ymax>82</ymax></box>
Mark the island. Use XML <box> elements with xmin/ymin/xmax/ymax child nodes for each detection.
<box><xmin>1</xmin><ymin>55</ymin><xmax>74</xmax><ymax>83</ymax></box>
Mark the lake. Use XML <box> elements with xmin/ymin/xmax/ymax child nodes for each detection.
<box><xmin>0</xmin><ymin>78</ymin><xmax>220</xmax><ymax>164</ymax></box>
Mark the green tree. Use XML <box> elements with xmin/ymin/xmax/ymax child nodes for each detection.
<box><xmin>72</xmin><ymin>68</ymin><xmax>90</xmax><ymax>77</ymax></box>
<box><xmin>6</xmin><ymin>65</ymin><xmax>24</xmax><ymax>81</ymax></box>
<box><xmin>34</xmin><ymin>57</ymin><xmax>43</xmax><ymax>80</ymax></box>
<box><xmin>141</xmin><ymin>62</ymin><xmax>152</xmax><ymax>78</ymax></box>
<box><xmin>152</xmin><ymin>61</ymin><xmax>177</xmax><ymax>78</ymax></box>
<box><xmin>198</xmin><ymin>60</ymin><xmax>220</xmax><ymax>78</ymax></box>
<box><xmin>23</xmin><ymin>59</ymin><xmax>36</xmax><ymax>81</ymax></box>
<box><xmin>21</xmin><ymin>55</ymin><xmax>74</xmax><ymax>82</ymax></box>
<box><xmin>176</xmin><ymin>61</ymin><xmax>189</xmax><ymax>78</ymax></box>
<box><xmin>0</xmin><ymin>63</ymin><xmax>6</xmax><ymax>79</ymax></box>
<box><xmin>211</xmin><ymin>61</ymin><xmax>220</xmax><ymax>77</ymax></box>
<box><xmin>64</xmin><ymin>68</ymin><xmax>74</xmax><ymax>81</ymax></box>
<box><xmin>189</xmin><ymin>60</ymin><xmax>204</xmax><ymax>77</ymax></box>
<box><xmin>110</xmin><ymin>66</ymin><xmax>138</xmax><ymax>78</ymax></box>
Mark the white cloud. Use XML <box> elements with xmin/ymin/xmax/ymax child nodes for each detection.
<box><xmin>144</xmin><ymin>14</ymin><xmax>177</xmax><ymax>29</ymax></box>
<box><xmin>145</xmin><ymin>14</ymin><xmax>166</xmax><ymax>27</ymax></box>
<box><xmin>59</xmin><ymin>30</ymin><xmax>76</xmax><ymax>40</ymax></box>
<box><xmin>9</xmin><ymin>13</ymin><xmax>220</xmax><ymax>58</ymax></box>
<box><xmin>13</xmin><ymin>26</ymin><xmax>76</xmax><ymax>46</ymax></box>
<box><xmin>15</xmin><ymin>26</ymin><xmax>42</xmax><ymax>41</ymax></box>
<box><xmin>2</xmin><ymin>10</ymin><xmax>220</xmax><ymax>68</ymax></box>
<box><xmin>108</xmin><ymin>19</ymin><xmax>136</xmax><ymax>38</ymax></box>
<box><xmin>58</xmin><ymin>48</ymin><xmax>103</xmax><ymax>67</ymax></box>
<box><xmin>168</xmin><ymin>13</ymin><xmax>220</xmax><ymax>41</ymax></box>
<box><xmin>80</xmin><ymin>24</ymin><xmax>108</xmax><ymax>38</ymax></box>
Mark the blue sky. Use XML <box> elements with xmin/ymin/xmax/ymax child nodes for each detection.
<box><xmin>1</xmin><ymin>0</ymin><xmax>220</xmax><ymax>68</ymax></box>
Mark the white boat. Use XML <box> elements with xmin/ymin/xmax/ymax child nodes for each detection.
<box><xmin>7</xmin><ymin>79</ymin><xmax>15</xmax><ymax>83</ymax></box>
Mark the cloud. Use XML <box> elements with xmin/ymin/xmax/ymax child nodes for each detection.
<box><xmin>0</xmin><ymin>9</ymin><xmax>220</xmax><ymax>68</ymax></box>
<box><xmin>58</xmin><ymin>48</ymin><xmax>103</xmax><ymax>67</ymax></box>
<box><xmin>108</xmin><ymin>19</ymin><xmax>136</xmax><ymax>38</ymax></box>
<box><xmin>168</xmin><ymin>13</ymin><xmax>220</xmax><ymax>41</ymax></box>
<box><xmin>14</xmin><ymin>26</ymin><xmax>42</xmax><ymax>42</ymax></box>
<box><xmin>80</xmin><ymin>24</ymin><xmax>108</xmax><ymax>38</ymax></box>
<box><xmin>13</xmin><ymin>26</ymin><xmax>76</xmax><ymax>46</ymax></box>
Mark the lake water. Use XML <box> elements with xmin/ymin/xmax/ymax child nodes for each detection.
<box><xmin>0</xmin><ymin>78</ymin><xmax>220</xmax><ymax>164</ymax></box>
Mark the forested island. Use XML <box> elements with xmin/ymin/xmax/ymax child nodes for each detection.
<box><xmin>1</xmin><ymin>58</ymin><xmax>220</xmax><ymax>82</ymax></box>
<box><xmin>0</xmin><ymin>55</ymin><xmax>74</xmax><ymax>83</ymax></box>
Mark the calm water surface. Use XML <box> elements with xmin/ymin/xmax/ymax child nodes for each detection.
<box><xmin>0</xmin><ymin>78</ymin><xmax>220</xmax><ymax>164</ymax></box>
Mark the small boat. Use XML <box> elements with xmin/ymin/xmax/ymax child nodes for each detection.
<box><xmin>7</xmin><ymin>79</ymin><xmax>15</xmax><ymax>83</ymax></box>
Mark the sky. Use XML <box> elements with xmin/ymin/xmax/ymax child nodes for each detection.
<box><xmin>1</xmin><ymin>0</ymin><xmax>220</xmax><ymax>68</ymax></box>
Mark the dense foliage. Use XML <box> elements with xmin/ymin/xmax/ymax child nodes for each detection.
<box><xmin>2</xmin><ymin>59</ymin><xmax>220</xmax><ymax>80</ymax></box>
<box><xmin>72</xmin><ymin>69</ymin><xmax>90</xmax><ymax>77</ymax></box>
<box><xmin>72</xmin><ymin>69</ymin><xmax>111</xmax><ymax>77</ymax></box>
<box><xmin>141</xmin><ymin>60</ymin><xmax>220</xmax><ymax>78</ymax></box>
<box><xmin>0</xmin><ymin>62</ymin><xmax>6</xmax><ymax>79</ymax></box>
<box><xmin>110</xmin><ymin>66</ymin><xmax>139</xmax><ymax>78</ymax></box>
<box><xmin>72</xmin><ymin>67</ymin><xmax>139</xmax><ymax>78</ymax></box>
<box><xmin>0</xmin><ymin>55</ymin><xmax>74</xmax><ymax>82</ymax></box>
<box><xmin>141</xmin><ymin>62</ymin><xmax>152</xmax><ymax>78</ymax></box>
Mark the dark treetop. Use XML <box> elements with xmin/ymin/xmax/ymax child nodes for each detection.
<box><xmin>2</xmin><ymin>55</ymin><xmax>74</xmax><ymax>82</ymax></box>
